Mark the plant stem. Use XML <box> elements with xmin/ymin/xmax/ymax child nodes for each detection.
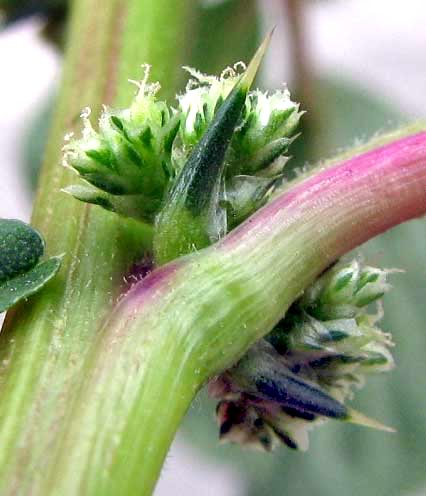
<box><xmin>43</xmin><ymin>131</ymin><xmax>426</xmax><ymax>494</ymax></box>
<box><xmin>0</xmin><ymin>0</ymin><xmax>197</xmax><ymax>493</ymax></box>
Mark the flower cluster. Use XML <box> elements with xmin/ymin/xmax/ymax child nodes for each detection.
<box><xmin>63</xmin><ymin>63</ymin><xmax>301</xmax><ymax>230</ymax></box>
<box><xmin>177</xmin><ymin>65</ymin><xmax>301</xmax><ymax>227</ymax></box>
<box><xmin>63</xmin><ymin>67</ymin><xmax>179</xmax><ymax>222</ymax></box>
<box><xmin>210</xmin><ymin>260</ymin><xmax>395</xmax><ymax>451</ymax></box>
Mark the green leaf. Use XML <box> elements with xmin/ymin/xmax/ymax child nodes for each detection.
<box><xmin>0</xmin><ymin>219</ymin><xmax>45</xmax><ymax>282</ymax></box>
<box><xmin>0</xmin><ymin>219</ymin><xmax>62</xmax><ymax>312</ymax></box>
<box><xmin>0</xmin><ymin>257</ymin><xmax>61</xmax><ymax>313</ymax></box>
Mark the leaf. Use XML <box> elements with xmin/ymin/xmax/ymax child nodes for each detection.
<box><xmin>0</xmin><ymin>219</ymin><xmax>61</xmax><ymax>312</ymax></box>
<box><xmin>0</xmin><ymin>257</ymin><xmax>61</xmax><ymax>313</ymax></box>
<box><xmin>0</xmin><ymin>219</ymin><xmax>45</xmax><ymax>282</ymax></box>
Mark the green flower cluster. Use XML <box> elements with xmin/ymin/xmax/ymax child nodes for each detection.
<box><xmin>63</xmin><ymin>68</ymin><xmax>180</xmax><ymax>222</ymax></box>
<box><xmin>211</xmin><ymin>260</ymin><xmax>395</xmax><ymax>452</ymax></box>
<box><xmin>177</xmin><ymin>65</ymin><xmax>301</xmax><ymax>228</ymax></box>
<box><xmin>178</xmin><ymin>66</ymin><xmax>299</xmax><ymax>172</ymax></box>
<box><xmin>63</xmin><ymin>63</ymin><xmax>301</xmax><ymax>231</ymax></box>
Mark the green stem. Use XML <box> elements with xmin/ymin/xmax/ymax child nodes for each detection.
<box><xmin>0</xmin><ymin>0</ymin><xmax>196</xmax><ymax>493</ymax></box>
<box><xmin>40</xmin><ymin>131</ymin><xmax>426</xmax><ymax>494</ymax></box>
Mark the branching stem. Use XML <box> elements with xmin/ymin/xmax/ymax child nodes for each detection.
<box><xmin>43</xmin><ymin>130</ymin><xmax>426</xmax><ymax>494</ymax></box>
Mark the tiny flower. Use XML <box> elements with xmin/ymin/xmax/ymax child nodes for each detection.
<box><xmin>216</xmin><ymin>399</ymin><xmax>280</xmax><ymax>452</ymax></box>
<box><xmin>302</xmin><ymin>259</ymin><xmax>394</xmax><ymax>320</ymax></box>
<box><xmin>177</xmin><ymin>65</ymin><xmax>238</xmax><ymax>149</ymax></box>
<box><xmin>227</xmin><ymin>87</ymin><xmax>301</xmax><ymax>176</ymax></box>
<box><xmin>177</xmin><ymin>65</ymin><xmax>301</xmax><ymax>176</ymax></box>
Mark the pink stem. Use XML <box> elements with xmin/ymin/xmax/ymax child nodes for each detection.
<box><xmin>223</xmin><ymin>132</ymin><xmax>426</xmax><ymax>257</ymax></box>
<box><xmin>50</xmin><ymin>131</ymin><xmax>426</xmax><ymax>496</ymax></box>
<box><xmin>123</xmin><ymin>132</ymin><xmax>426</xmax><ymax>325</ymax></box>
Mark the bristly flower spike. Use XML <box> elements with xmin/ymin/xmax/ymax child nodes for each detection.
<box><xmin>211</xmin><ymin>259</ymin><xmax>396</xmax><ymax>451</ymax></box>
<box><xmin>63</xmin><ymin>64</ymin><xmax>180</xmax><ymax>222</ymax></box>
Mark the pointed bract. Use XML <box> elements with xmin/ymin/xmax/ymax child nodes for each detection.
<box><xmin>153</xmin><ymin>34</ymin><xmax>271</xmax><ymax>264</ymax></box>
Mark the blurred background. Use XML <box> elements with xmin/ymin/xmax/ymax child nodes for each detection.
<box><xmin>1</xmin><ymin>1</ymin><xmax>426</xmax><ymax>494</ymax></box>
